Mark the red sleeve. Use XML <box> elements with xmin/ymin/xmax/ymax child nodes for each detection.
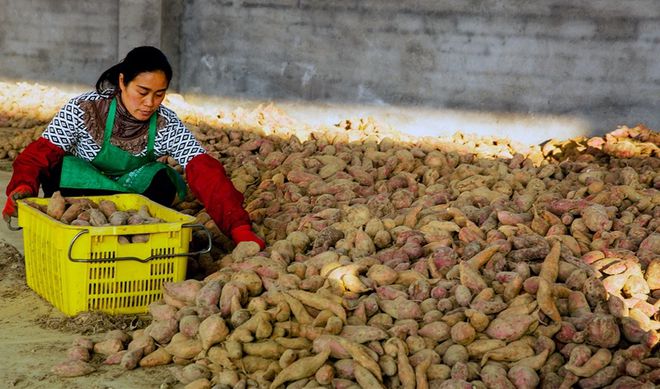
<box><xmin>7</xmin><ymin>137</ymin><xmax>65</xmax><ymax>196</ymax></box>
<box><xmin>185</xmin><ymin>153</ymin><xmax>251</xmax><ymax>236</ymax></box>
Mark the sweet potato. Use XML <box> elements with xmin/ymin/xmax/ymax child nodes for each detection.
<box><xmin>108</xmin><ymin>210</ymin><xmax>130</xmax><ymax>226</ymax></box>
<box><xmin>88</xmin><ymin>208</ymin><xmax>108</xmax><ymax>226</ymax></box>
<box><xmin>72</xmin><ymin>337</ymin><xmax>94</xmax><ymax>351</ymax></box>
<box><xmin>394</xmin><ymin>339</ymin><xmax>415</xmax><ymax>389</ymax></box>
<box><xmin>459</xmin><ymin>261</ymin><xmax>488</xmax><ymax>293</ymax></box>
<box><xmin>140</xmin><ymin>348</ymin><xmax>172</xmax><ymax>367</ymax></box>
<box><xmin>47</xmin><ymin>191</ymin><xmax>66</xmax><ymax>220</ymax></box>
<box><xmin>565</xmin><ymin>348</ymin><xmax>612</xmax><ymax>377</ymax></box>
<box><xmin>146</xmin><ymin>319</ymin><xmax>179</xmax><ymax>344</ymax></box>
<box><xmin>443</xmin><ymin>344</ymin><xmax>469</xmax><ymax>367</ymax></box>
<box><xmin>165</xmin><ymin>280</ymin><xmax>203</xmax><ymax>304</ymax></box>
<box><xmin>198</xmin><ymin>314</ymin><xmax>229</xmax><ymax>350</ymax></box>
<box><xmin>164</xmin><ymin>339</ymin><xmax>203</xmax><ymax>360</ymax></box>
<box><xmin>466</xmin><ymin>339</ymin><xmax>507</xmax><ymax>359</ymax></box>
<box><xmin>269</xmin><ymin>349</ymin><xmax>330</xmax><ymax>389</ymax></box>
<box><xmin>243</xmin><ymin>341</ymin><xmax>285</xmax><ymax>359</ymax></box>
<box><xmin>507</xmin><ymin>365</ymin><xmax>539</xmax><ymax>389</ymax></box>
<box><xmin>98</xmin><ymin>199</ymin><xmax>118</xmax><ymax>218</ymax></box>
<box><xmin>576</xmin><ymin>365</ymin><xmax>619</xmax><ymax>389</ymax></box>
<box><xmin>149</xmin><ymin>302</ymin><xmax>177</xmax><ymax>322</ymax></box>
<box><xmin>179</xmin><ymin>315</ymin><xmax>200</xmax><ymax>338</ymax></box>
<box><xmin>354</xmin><ymin>362</ymin><xmax>385</xmax><ymax>389</ymax></box>
<box><xmin>340</xmin><ymin>325</ymin><xmax>388</xmax><ymax>344</ymax></box>
<box><xmin>367</xmin><ymin>264</ymin><xmax>399</xmax><ymax>286</ymax></box>
<box><xmin>60</xmin><ymin>202</ymin><xmax>83</xmax><ymax>224</ymax></box>
<box><xmin>480</xmin><ymin>364</ymin><xmax>515</xmax><ymax>389</ymax></box>
<box><xmin>66</xmin><ymin>346</ymin><xmax>91</xmax><ymax>362</ymax></box>
<box><xmin>314</xmin><ymin>335</ymin><xmax>381</xmax><ymax>381</ymax></box>
<box><xmin>584</xmin><ymin>314</ymin><xmax>620</xmax><ymax>348</ymax></box>
<box><xmin>103</xmin><ymin>350</ymin><xmax>127</xmax><ymax>365</ymax></box>
<box><xmin>537</xmin><ymin>241</ymin><xmax>562</xmax><ymax>322</ymax></box>
<box><xmin>415</xmin><ymin>358</ymin><xmax>432</xmax><ymax>389</ymax></box>
<box><xmin>481</xmin><ymin>340</ymin><xmax>534</xmax><ymax>366</ymax></box>
<box><xmin>513</xmin><ymin>348</ymin><xmax>550</xmax><ymax>371</ymax></box>
<box><xmin>51</xmin><ymin>360</ymin><xmax>96</xmax><ymax>377</ymax></box>
<box><xmin>120</xmin><ymin>348</ymin><xmax>143</xmax><ymax>370</ymax></box>
<box><xmin>418</xmin><ymin>321</ymin><xmax>451</xmax><ymax>342</ymax></box>
<box><xmin>485</xmin><ymin>314</ymin><xmax>537</xmax><ymax>342</ymax></box>
<box><xmin>93</xmin><ymin>338</ymin><xmax>124</xmax><ymax>356</ymax></box>
<box><xmin>127</xmin><ymin>334</ymin><xmax>156</xmax><ymax>355</ymax></box>
<box><xmin>450</xmin><ymin>322</ymin><xmax>476</xmax><ymax>346</ymax></box>
<box><xmin>184</xmin><ymin>378</ymin><xmax>211</xmax><ymax>389</ymax></box>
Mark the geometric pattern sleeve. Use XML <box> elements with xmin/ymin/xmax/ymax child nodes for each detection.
<box><xmin>154</xmin><ymin>105</ymin><xmax>207</xmax><ymax>170</ymax></box>
<box><xmin>41</xmin><ymin>91</ymin><xmax>105</xmax><ymax>162</ymax></box>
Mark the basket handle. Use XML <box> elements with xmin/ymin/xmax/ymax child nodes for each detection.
<box><xmin>5</xmin><ymin>217</ymin><xmax>21</xmax><ymax>231</ymax></box>
<box><xmin>67</xmin><ymin>223</ymin><xmax>213</xmax><ymax>263</ymax></box>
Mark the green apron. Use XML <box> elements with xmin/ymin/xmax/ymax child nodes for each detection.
<box><xmin>60</xmin><ymin>97</ymin><xmax>187</xmax><ymax>199</ymax></box>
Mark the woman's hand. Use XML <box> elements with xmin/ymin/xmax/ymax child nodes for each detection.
<box><xmin>230</xmin><ymin>225</ymin><xmax>266</xmax><ymax>250</ymax></box>
<box><xmin>2</xmin><ymin>184</ymin><xmax>34</xmax><ymax>222</ymax></box>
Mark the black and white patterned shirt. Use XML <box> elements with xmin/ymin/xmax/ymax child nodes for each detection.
<box><xmin>42</xmin><ymin>91</ymin><xmax>206</xmax><ymax>169</ymax></box>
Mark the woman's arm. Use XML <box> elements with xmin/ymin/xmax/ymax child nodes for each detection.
<box><xmin>157</xmin><ymin>108</ymin><xmax>264</xmax><ymax>249</ymax></box>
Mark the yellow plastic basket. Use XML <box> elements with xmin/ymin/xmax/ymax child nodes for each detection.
<box><xmin>16</xmin><ymin>194</ymin><xmax>210</xmax><ymax>316</ymax></box>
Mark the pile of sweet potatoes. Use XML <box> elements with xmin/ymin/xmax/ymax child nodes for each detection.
<box><xmin>4</xmin><ymin>81</ymin><xmax>653</xmax><ymax>388</ymax></box>
<box><xmin>26</xmin><ymin>193</ymin><xmax>164</xmax><ymax>228</ymax></box>
<box><xmin>47</xmin><ymin>125</ymin><xmax>660</xmax><ymax>389</ymax></box>
<box><xmin>24</xmin><ymin>193</ymin><xmax>165</xmax><ymax>243</ymax></box>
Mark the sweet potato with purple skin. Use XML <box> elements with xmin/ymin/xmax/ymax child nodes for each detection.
<box><xmin>66</xmin><ymin>346</ymin><xmax>91</xmax><ymax>362</ymax></box>
<box><xmin>72</xmin><ymin>337</ymin><xmax>94</xmax><ymax>350</ymax></box>
<box><xmin>51</xmin><ymin>360</ymin><xmax>96</xmax><ymax>377</ymax></box>
<box><xmin>378</xmin><ymin>296</ymin><xmax>422</xmax><ymax>320</ymax></box>
<box><xmin>480</xmin><ymin>364</ymin><xmax>515</xmax><ymax>389</ymax></box>
<box><xmin>103</xmin><ymin>350</ymin><xmax>127</xmax><ymax>365</ymax></box>
<box><xmin>507</xmin><ymin>365</ymin><xmax>539</xmax><ymax>389</ymax></box>
<box><xmin>584</xmin><ymin>314</ymin><xmax>620</xmax><ymax>348</ymax></box>
<box><xmin>120</xmin><ymin>349</ymin><xmax>143</xmax><ymax>370</ymax></box>
<box><xmin>164</xmin><ymin>280</ymin><xmax>203</xmax><ymax>304</ymax></box>
<box><xmin>485</xmin><ymin>314</ymin><xmax>537</xmax><ymax>342</ymax></box>
<box><xmin>93</xmin><ymin>338</ymin><xmax>124</xmax><ymax>356</ymax></box>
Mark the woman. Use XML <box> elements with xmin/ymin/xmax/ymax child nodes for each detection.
<box><xmin>3</xmin><ymin>46</ymin><xmax>265</xmax><ymax>249</ymax></box>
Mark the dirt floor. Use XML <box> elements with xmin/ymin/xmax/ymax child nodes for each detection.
<box><xmin>0</xmin><ymin>168</ymin><xmax>176</xmax><ymax>388</ymax></box>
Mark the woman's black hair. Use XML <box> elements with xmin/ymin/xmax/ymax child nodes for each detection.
<box><xmin>95</xmin><ymin>46</ymin><xmax>173</xmax><ymax>93</ymax></box>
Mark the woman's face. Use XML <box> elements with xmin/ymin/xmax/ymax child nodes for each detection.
<box><xmin>118</xmin><ymin>70</ymin><xmax>168</xmax><ymax>121</ymax></box>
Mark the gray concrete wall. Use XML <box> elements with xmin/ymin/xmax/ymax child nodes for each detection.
<box><xmin>0</xmin><ymin>0</ymin><xmax>658</xmax><ymax>137</ymax></box>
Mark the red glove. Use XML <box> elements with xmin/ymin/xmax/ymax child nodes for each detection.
<box><xmin>3</xmin><ymin>184</ymin><xmax>33</xmax><ymax>222</ymax></box>
<box><xmin>231</xmin><ymin>225</ymin><xmax>266</xmax><ymax>250</ymax></box>
<box><xmin>7</xmin><ymin>137</ymin><xmax>64</xmax><ymax>196</ymax></box>
<box><xmin>186</xmin><ymin>153</ymin><xmax>252</xmax><ymax>236</ymax></box>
